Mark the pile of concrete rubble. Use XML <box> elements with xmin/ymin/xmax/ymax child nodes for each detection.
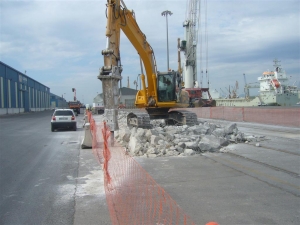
<box><xmin>114</xmin><ymin>111</ymin><xmax>257</xmax><ymax>157</ymax></box>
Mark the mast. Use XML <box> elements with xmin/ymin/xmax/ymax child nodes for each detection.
<box><xmin>180</xmin><ymin>0</ymin><xmax>200</xmax><ymax>88</ymax></box>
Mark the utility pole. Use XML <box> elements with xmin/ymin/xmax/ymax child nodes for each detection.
<box><xmin>161</xmin><ymin>10</ymin><xmax>173</xmax><ymax>71</ymax></box>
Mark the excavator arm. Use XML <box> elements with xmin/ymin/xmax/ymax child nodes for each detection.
<box><xmin>119</xmin><ymin>7</ymin><xmax>159</xmax><ymax>107</ymax></box>
<box><xmin>99</xmin><ymin>0</ymin><xmax>197</xmax><ymax>129</ymax></box>
<box><xmin>101</xmin><ymin>0</ymin><xmax>157</xmax><ymax>107</ymax></box>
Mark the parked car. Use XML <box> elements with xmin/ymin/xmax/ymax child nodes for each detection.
<box><xmin>51</xmin><ymin>109</ymin><xmax>77</xmax><ymax>132</ymax></box>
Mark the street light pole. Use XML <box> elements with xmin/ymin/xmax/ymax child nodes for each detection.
<box><xmin>161</xmin><ymin>10</ymin><xmax>173</xmax><ymax>71</ymax></box>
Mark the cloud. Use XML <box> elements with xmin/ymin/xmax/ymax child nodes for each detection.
<box><xmin>1</xmin><ymin>0</ymin><xmax>299</xmax><ymax>104</ymax></box>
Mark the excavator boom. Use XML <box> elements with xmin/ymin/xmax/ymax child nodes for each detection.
<box><xmin>100</xmin><ymin>0</ymin><xmax>197</xmax><ymax>128</ymax></box>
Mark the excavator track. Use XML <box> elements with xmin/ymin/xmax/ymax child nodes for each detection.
<box><xmin>167</xmin><ymin>110</ymin><xmax>198</xmax><ymax>126</ymax></box>
<box><xmin>127</xmin><ymin>110</ymin><xmax>198</xmax><ymax>129</ymax></box>
<box><xmin>127</xmin><ymin>112</ymin><xmax>153</xmax><ymax>129</ymax></box>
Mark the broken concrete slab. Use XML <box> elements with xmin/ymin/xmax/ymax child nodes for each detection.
<box><xmin>114</xmin><ymin>111</ymin><xmax>261</xmax><ymax>158</ymax></box>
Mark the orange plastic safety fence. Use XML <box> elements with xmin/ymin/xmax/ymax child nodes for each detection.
<box><xmin>86</xmin><ymin>110</ymin><xmax>104</xmax><ymax>164</ymax></box>
<box><xmin>88</xmin><ymin>112</ymin><xmax>196</xmax><ymax>225</ymax></box>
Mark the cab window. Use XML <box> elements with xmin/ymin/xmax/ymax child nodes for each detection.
<box><xmin>157</xmin><ymin>73</ymin><xmax>176</xmax><ymax>102</ymax></box>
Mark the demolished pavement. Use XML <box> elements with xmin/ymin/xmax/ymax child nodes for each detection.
<box><xmin>114</xmin><ymin>111</ymin><xmax>263</xmax><ymax>157</ymax></box>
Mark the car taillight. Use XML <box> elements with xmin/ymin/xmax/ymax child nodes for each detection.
<box><xmin>71</xmin><ymin>116</ymin><xmax>75</xmax><ymax>120</ymax></box>
<box><xmin>52</xmin><ymin>116</ymin><xmax>56</xmax><ymax>121</ymax></box>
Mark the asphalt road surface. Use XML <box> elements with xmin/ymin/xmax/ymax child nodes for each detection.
<box><xmin>135</xmin><ymin>118</ymin><xmax>300</xmax><ymax>224</ymax></box>
<box><xmin>0</xmin><ymin>111</ymin><xmax>85</xmax><ymax>224</ymax></box>
<box><xmin>1</xmin><ymin>111</ymin><xmax>299</xmax><ymax>225</ymax></box>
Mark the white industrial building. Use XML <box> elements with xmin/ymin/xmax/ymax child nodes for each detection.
<box><xmin>93</xmin><ymin>87</ymin><xmax>138</xmax><ymax>109</ymax></box>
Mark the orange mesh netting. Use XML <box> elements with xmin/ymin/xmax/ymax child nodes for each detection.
<box><xmin>86</xmin><ymin>111</ymin><xmax>196</xmax><ymax>225</ymax></box>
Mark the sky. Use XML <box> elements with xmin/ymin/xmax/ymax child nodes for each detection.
<box><xmin>1</xmin><ymin>0</ymin><xmax>299</xmax><ymax>104</ymax></box>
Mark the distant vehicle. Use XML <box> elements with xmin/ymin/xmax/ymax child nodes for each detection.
<box><xmin>118</xmin><ymin>103</ymin><xmax>126</xmax><ymax>109</ymax></box>
<box><xmin>93</xmin><ymin>102</ymin><xmax>105</xmax><ymax>114</ymax></box>
<box><xmin>68</xmin><ymin>101</ymin><xmax>81</xmax><ymax>115</ymax></box>
<box><xmin>51</xmin><ymin>109</ymin><xmax>77</xmax><ymax>132</ymax></box>
<box><xmin>258</xmin><ymin>102</ymin><xmax>267</xmax><ymax>106</ymax></box>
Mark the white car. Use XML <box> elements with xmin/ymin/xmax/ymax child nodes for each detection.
<box><xmin>51</xmin><ymin>109</ymin><xmax>77</xmax><ymax>132</ymax></box>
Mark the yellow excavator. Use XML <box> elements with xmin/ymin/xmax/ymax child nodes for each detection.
<box><xmin>99</xmin><ymin>0</ymin><xmax>197</xmax><ymax>129</ymax></box>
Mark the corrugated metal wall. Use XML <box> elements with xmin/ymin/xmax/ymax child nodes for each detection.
<box><xmin>0</xmin><ymin>61</ymin><xmax>51</xmax><ymax>115</ymax></box>
<box><xmin>50</xmin><ymin>93</ymin><xmax>68</xmax><ymax>108</ymax></box>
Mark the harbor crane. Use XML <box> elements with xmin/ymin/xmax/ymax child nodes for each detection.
<box><xmin>243</xmin><ymin>73</ymin><xmax>249</xmax><ymax>98</ymax></box>
<box><xmin>72</xmin><ymin>88</ymin><xmax>77</xmax><ymax>101</ymax></box>
<box><xmin>180</xmin><ymin>0</ymin><xmax>200</xmax><ymax>88</ymax></box>
<box><xmin>179</xmin><ymin>0</ymin><xmax>214</xmax><ymax>106</ymax></box>
<box><xmin>244</xmin><ymin>73</ymin><xmax>260</xmax><ymax>98</ymax></box>
<box><xmin>219</xmin><ymin>88</ymin><xmax>227</xmax><ymax>98</ymax></box>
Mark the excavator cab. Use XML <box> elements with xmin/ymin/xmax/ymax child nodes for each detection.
<box><xmin>157</xmin><ymin>71</ymin><xmax>177</xmax><ymax>102</ymax></box>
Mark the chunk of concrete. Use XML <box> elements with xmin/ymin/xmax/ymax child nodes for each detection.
<box><xmin>184</xmin><ymin>149</ymin><xmax>196</xmax><ymax>156</ymax></box>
